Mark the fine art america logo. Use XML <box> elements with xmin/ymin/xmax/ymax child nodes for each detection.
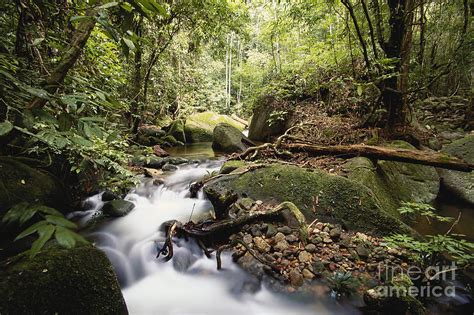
<box><xmin>376</xmin><ymin>262</ymin><xmax>458</xmax><ymax>298</ymax></box>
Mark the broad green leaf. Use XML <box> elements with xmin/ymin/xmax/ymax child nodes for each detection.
<box><xmin>15</xmin><ymin>220</ymin><xmax>48</xmax><ymax>241</ymax></box>
<box><xmin>29</xmin><ymin>225</ymin><xmax>55</xmax><ymax>257</ymax></box>
<box><xmin>45</xmin><ymin>215</ymin><xmax>77</xmax><ymax>229</ymax></box>
<box><xmin>0</xmin><ymin>121</ymin><xmax>13</xmax><ymax>136</ymax></box>
<box><xmin>99</xmin><ymin>1</ymin><xmax>119</xmax><ymax>9</ymax></box>
<box><xmin>122</xmin><ymin>37</ymin><xmax>136</xmax><ymax>51</ymax></box>
<box><xmin>3</xmin><ymin>202</ymin><xmax>30</xmax><ymax>224</ymax></box>
<box><xmin>54</xmin><ymin>226</ymin><xmax>76</xmax><ymax>248</ymax></box>
<box><xmin>34</xmin><ymin>205</ymin><xmax>63</xmax><ymax>217</ymax></box>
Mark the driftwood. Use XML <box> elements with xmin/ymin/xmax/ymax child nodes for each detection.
<box><xmin>283</xmin><ymin>143</ymin><xmax>474</xmax><ymax>172</ymax></box>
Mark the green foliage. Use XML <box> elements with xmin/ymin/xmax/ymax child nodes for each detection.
<box><xmin>398</xmin><ymin>202</ymin><xmax>453</xmax><ymax>223</ymax></box>
<box><xmin>327</xmin><ymin>271</ymin><xmax>359</xmax><ymax>296</ymax></box>
<box><xmin>385</xmin><ymin>234</ymin><xmax>474</xmax><ymax>267</ymax></box>
<box><xmin>3</xmin><ymin>202</ymin><xmax>88</xmax><ymax>258</ymax></box>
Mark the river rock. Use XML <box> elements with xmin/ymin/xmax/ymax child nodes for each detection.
<box><xmin>162</xmin><ymin>163</ymin><xmax>178</xmax><ymax>172</ymax></box>
<box><xmin>356</xmin><ymin>244</ymin><xmax>370</xmax><ymax>259</ymax></box>
<box><xmin>153</xmin><ymin>145</ymin><xmax>170</xmax><ymax>157</ymax></box>
<box><xmin>0</xmin><ymin>246</ymin><xmax>127</xmax><ymax>314</ymax></box>
<box><xmin>274</xmin><ymin>240</ymin><xmax>290</xmax><ymax>251</ymax></box>
<box><xmin>248</xmin><ymin>96</ymin><xmax>290</xmax><ymax>141</ymax></box>
<box><xmin>167</xmin><ymin>119</ymin><xmax>186</xmax><ymax>142</ymax></box>
<box><xmin>274</xmin><ymin>232</ymin><xmax>286</xmax><ymax>242</ymax></box>
<box><xmin>289</xmin><ymin>269</ymin><xmax>304</xmax><ymax>287</ymax></box>
<box><xmin>438</xmin><ymin>135</ymin><xmax>474</xmax><ymax>205</ymax></box>
<box><xmin>305</xmin><ymin>244</ymin><xmax>317</xmax><ymax>253</ymax></box>
<box><xmin>266</xmin><ymin>224</ymin><xmax>277</xmax><ymax>237</ymax></box>
<box><xmin>102</xmin><ymin>200</ymin><xmax>135</xmax><ymax>217</ymax></box>
<box><xmin>184</xmin><ymin>112</ymin><xmax>245</xmax><ymax>143</ymax></box>
<box><xmin>212</xmin><ymin>123</ymin><xmax>249</xmax><ymax>153</ymax></box>
<box><xmin>298</xmin><ymin>251</ymin><xmax>312</xmax><ymax>263</ymax></box>
<box><xmin>101</xmin><ymin>190</ymin><xmax>119</xmax><ymax>202</ymax></box>
<box><xmin>254</xmin><ymin>237</ymin><xmax>270</xmax><ymax>253</ymax></box>
<box><xmin>344</xmin><ymin>140</ymin><xmax>440</xmax><ymax>217</ymax></box>
<box><xmin>204</xmin><ymin>164</ymin><xmax>412</xmax><ymax>235</ymax></box>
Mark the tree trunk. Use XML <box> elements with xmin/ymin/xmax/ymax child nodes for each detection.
<box><xmin>27</xmin><ymin>5</ymin><xmax>98</xmax><ymax>109</ymax></box>
<box><xmin>283</xmin><ymin>143</ymin><xmax>474</xmax><ymax>172</ymax></box>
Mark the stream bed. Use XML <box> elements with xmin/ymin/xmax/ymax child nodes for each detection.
<box><xmin>78</xmin><ymin>151</ymin><xmax>358</xmax><ymax>314</ymax></box>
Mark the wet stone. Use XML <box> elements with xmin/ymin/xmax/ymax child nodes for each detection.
<box><xmin>254</xmin><ymin>237</ymin><xmax>270</xmax><ymax>253</ymax></box>
<box><xmin>285</xmin><ymin>234</ymin><xmax>299</xmax><ymax>243</ymax></box>
<box><xmin>302</xmin><ymin>268</ymin><xmax>314</xmax><ymax>280</ymax></box>
<box><xmin>266</xmin><ymin>224</ymin><xmax>277</xmax><ymax>238</ymax></box>
<box><xmin>289</xmin><ymin>269</ymin><xmax>304</xmax><ymax>287</ymax></box>
<box><xmin>356</xmin><ymin>244</ymin><xmax>370</xmax><ymax>259</ymax></box>
<box><xmin>243</xmin><ymin>234</ymin><xmax>253</xmax><ymax>244</ymax></box>
<box><xmin>250</xmin><ymin>226</ymin><xmax>262</xmax><ymax>237</ymax></box>
<box><xmin>329</xmin><ymin>228</ymin><xmax>342</xmax><ymax>239</ymax></box>
<box><xmin>274</xmin><ymin>240</ymin><xmax>289</xmax><ymax>251</ymax></box>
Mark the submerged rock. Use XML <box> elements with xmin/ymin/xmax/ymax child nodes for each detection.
<box><xmin>0</xmin><ymin>246</ymin><xmax>127</xmax><ymax>314</ymax></box>
<box><xmin>102</xmin><ymin>200</ymin><xmax>135</xmax><ymax>217</ymax></box>
<box><xmin>212</xmin><ymin>123</ymin><xmax>249</xmax><ymax>153</ymax></box>
<box><xmin>184</xmin><ymin>111</ymin><xmax>245</xmax><ymax>143</ymax></box>
<box><xmin>204</xmin><ymin>164</ymin><xmax>411</xmax><ymax>235</ymax></box>
<box><xmin>438</xmin><ymin>135</ymin><xmax>474</xmax><ymax>205</ymax></box>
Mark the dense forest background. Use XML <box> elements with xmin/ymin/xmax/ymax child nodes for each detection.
<box><xmin>0</xmin><ymin>0</ymin><xmax>472</xmax><ymax>193</ymax></box>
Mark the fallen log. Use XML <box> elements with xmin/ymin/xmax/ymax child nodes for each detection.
<box><xmin>283</xmin><ymin>143</ymin><xmax>474</xmax><ymax>172</ymax></box>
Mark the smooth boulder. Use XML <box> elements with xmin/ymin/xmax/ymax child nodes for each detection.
<box><xmin>212</xmin><ymin>123</ymin><xmax>249</xmax><ymax>153</ymax></box>
<box><xmin>344</xmin><ymin>142</ymin><xmax>440</xmax><ymax>217</ymax></box>
<box><xmin>184</xmin><ymin>111</ymin><xmax>245</xmax><ymax>143</ymax></box>
<box><xmin>204</xmin><ymin>164</ymin><xmax>411</xmax><ymax>235</ymax></box>
<box><xmin>0</xmin><ymin>246</ymin><xmax>128</xmax><ymax>314</ymax></box>
<box><xmin>438</xmin><ymin>135</ymin><xmax>474</xmax><ymax>204</ymax></box>
<box><xmin>102</xmin><ymin>200</ymin><xmax>135</xmax><ymax>217</ymax></box>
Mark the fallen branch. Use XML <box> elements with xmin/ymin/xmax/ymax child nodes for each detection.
<box><xmin>156</xmin><ymin>222</ymin><xmax>177</xmax><ymax>261</ymax></box>
<box><xmin>283</xmin><ymin>143</ymin><xmax>474</xmax><ymax>172</ymax></box>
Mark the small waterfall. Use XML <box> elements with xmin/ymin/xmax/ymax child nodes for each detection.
<box><xmin>78</xmin><ymin>160</ymin><xmax>354</xmax><ymax>315</ymax></box>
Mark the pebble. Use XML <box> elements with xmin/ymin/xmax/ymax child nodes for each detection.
<box><xmin>289</xmin><ymin>269</ymin><xmax>304</xmax><ymax>287</ymax></box>
<box><xmin>274</xmin><ymin>232</ymin><xmax>286</xmax><ymax>243</ymax></box>
<box><xmin>285</xmin><ymin>234</ymin><xmax>299</xmax><ymax>242</ymax></box>
<box><xmin>266</xmin><ymin>224</ymin><xmax>277</xmax><ymax>237</ymax></box>
<box><xmin>277</xmin><ymin>226</ymin><xmax>293</xmax><ymax>235</ymax></box>
<box><xmin>298</xmin><ymin>251</ymin><xmax>312</xmax><ymax>263</ymax></box>
<box><xmin>243</xmin><ymin>234</ymin><xmax>253</xmax><ymax>244</ymax></box>
<box><xmin>356</xmin><ymin>244</ymin><xmax>370</xmax><ymax>259</ymax></box>
<box><xmin>250</xmin><ymin>226</ymin><xmax>262</xmax><ymax>237</ymax></box>
<box><xmin>302</xmin><ymin>268</ymin><xmax>314</xmax><ymax>279</ymax></box>
<box><xmin>254</xmin><ymin>237</ymin><xmax>270</xmax><ymax>253</ymax></box>
<box><xmin>323</xmin><ymin>237</ymin><xmax>333</xmax><ymax>244</ymax></box>
<box><xmin>311</xmin><ymin>236</ymin><xmax>323</xmax><ymax>245</ymax></box>
<box><xmin>274</xmin><ymin>240</ymin><xmax>290</xmax><ymax>251</ymax></box>
<box><xmin>329</xmin><ymin>228</ymin><xmax>342</xmax><ymax>239</ymax></box>
<box><xmin>305</xmin><ymin>244</ymin><xmax>317</xmax><ymax>253</ymax></box>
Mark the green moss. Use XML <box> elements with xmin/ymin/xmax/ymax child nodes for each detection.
<box><xmin>219</xmin><ymin>160</ymin><xmax>247</xmax><ymax>174</ymax></box>
<box><xmin>205</xmin><ymin>164</ymin><xmax>411</xmax><ymax>235</ymax></box>
<box><xmin>344</xmin><ymin>141</ymin><xmax>440</xmax><ymax>216</ymax></box>
<box><xmin>184</xmin><ymin>112</ymin><xmax>245</xmax><ymax>143</ymax></box>
<box><xmin>0</xmin><ymin>157</ymin><xmax>70</xmax><ymax>214</ymax></box>
<box><xmin>167</xmin><ymin>119</ymin><xmax>186</xmax><ymax>142</ymax></box>
<box><xmin>0</xmin><ymin>245</ymin><xmax>127</xmax><ymax>314</ymax></box>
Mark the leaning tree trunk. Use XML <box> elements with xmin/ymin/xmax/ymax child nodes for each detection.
<box><xmin>27</xmin><ymin>5</ymin><xmax>98</xmax><ymax>109</ymax></box>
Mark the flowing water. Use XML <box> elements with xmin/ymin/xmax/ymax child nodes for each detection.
<box><xmin>77</xmin><ymin>154</ymin><xmax>357</xmax><ymax>315</ymax></box>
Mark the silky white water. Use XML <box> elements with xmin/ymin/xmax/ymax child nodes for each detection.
<box><xmin>78</xmin><ymin>160</ymin><xmax>356</xmax><ymax>315</ymax></box>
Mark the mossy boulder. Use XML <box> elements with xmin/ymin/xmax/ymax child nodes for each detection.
<box><xmin>184</xmin><ymin>112</ymin><xmax>245</xmax><ymax>143</ymax></box>
<box><xmin>0</xmin><ymin>246</ymin><xmax>127</xmax><ymax>314</ymax></box>
<box><xmin>204</xmin><ymin>164</ymin><xmax>411</xmax><ymax>235</ymax></box>
<box><xmin>248</xmin><ymin>97</ymin><xmax>289</xmax><ymax>141</ymax></box>
<box><xmin>438</xmin><ymin>135</ymin><xmax>474</xmax><ymax>204</ymax></box>
<box><xmin>0</xmin><ymin>156</ymin><xmax>70</xmax><ymax>215</ymax></box>
<box><xmin>167</xmin><ymin>119</ymin><xmax>186</xmax><ymax>143</ymax></box>
<box><xmin>136</xmin><ymin>125</ymin><xmax>166</xmax><ymax>146</ymax></box>
<box><xmin>344</xmin><ymin>141</ymin><xmax>440</xmax><ymax>216</ymax></box>
<box><xmin>212</xmin><ymin>123</ymin><xmax>248</xmax><ymax>153</ymax></box>
<box><xmin>219</xmin><ymin>160</ymin><xmax>247</xmax><ymax>174</ymax></box>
